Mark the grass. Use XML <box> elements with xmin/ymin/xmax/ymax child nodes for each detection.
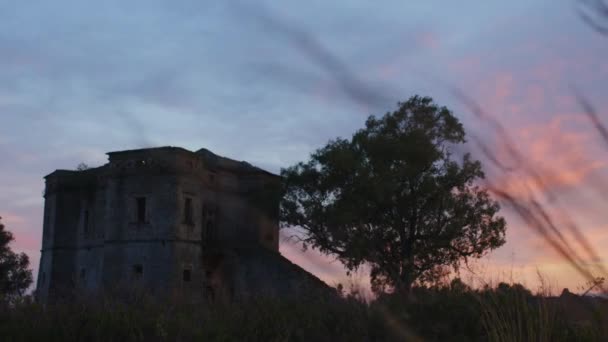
<box><xmin>0</xmin><ymin>293</ymin><xmax>371</xmax><ymax>342</ymax></box>
<box><xmin>1</xmin><ymin>281</ymin><xmax>606</xmax><ymax>342</ymax></box>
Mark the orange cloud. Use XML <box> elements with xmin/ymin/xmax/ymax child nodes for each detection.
<box><xmin>485</xmin><ymin>113</ymin><xmax>608</xmax><ymax>268</ymax></box>
<box><xmin>490</xmin><ymin>113</ymin><xmax>607</xmax><ymax>198</ymax></box>
<box><xmin>452</xmin><ymin>55</ymin><xmax>608</xmax><ymax>291</ymax></box>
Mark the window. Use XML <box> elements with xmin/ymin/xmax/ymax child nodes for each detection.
<box><xmin>202</xmin><ymin>204</ymin><xmax>207</xmax><ymax>224</ymax></box>
<box><xmin>183</xmin><ymin>269</ymin><xmax>191</xmax><ymax>282</ymax></box>
<box><xmin>206</xmin><ymin>286</ymin><xmax>215</xmax><ymax>301</ymax></box>
<box><xmin>136</xmin><ymin>197</ymin><xmax>146</xmax><ymax>223</ymax></box>
<box><xmin>133</xmin><ymin>264</ymin><xmax>143</xmax><ymax>278</ymax></box>
<box><xmin>205</xmin><ymin>221</ymin><xmax>215</xmax><ymax>242</ymax></box>
<box><xmin>83</xmin><ymin>210</ymin><xmax>90</xmax><ymax>234</ymax></box>
<box><xmin>80</xmin><ymin>268</ymin><xmax>86</xmax><ymax>280</ymax></box>
<box><xmin>183</xmin><ymin>197</ymin><xmax>193</xmax><ymax>225</ymax></box>
<box><xmin>202</xmin><ymin>203</ymin><xmax>218</xmax><ymax>242</ymax></box>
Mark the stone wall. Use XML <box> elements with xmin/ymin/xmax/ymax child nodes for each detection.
<box><xmin>37</xmin><ymin>146</ymin><xmax>326</xmax><ymax>303</ymax></box>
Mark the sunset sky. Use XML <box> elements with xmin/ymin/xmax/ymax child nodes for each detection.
<box><xmin>1</xmin><ymin>1</ymin><xmax>607</xmax><ymax>295</ymax></box>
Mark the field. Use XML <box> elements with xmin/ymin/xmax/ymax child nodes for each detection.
<box><xmin>2</xmin><ymin>282</ymin><xmax>606</xmax><ymax>342</ymax></box>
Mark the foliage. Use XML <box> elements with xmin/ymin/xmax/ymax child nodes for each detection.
<box><xmin>76</xmin><ymin>163</ymin><xmax>90</xmax><ymax>171</ymax></box>
<box><xmin>0</xmin><ymin>216</ymin><xmax>33</xmax><ymax>302</ymax></box>
<box><xmin>281</xmin><ymin>95</ymin><xmax>507</xmax><ymax>294</ymax></box>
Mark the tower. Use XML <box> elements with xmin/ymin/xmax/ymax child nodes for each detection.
<box><xmin>36</xmin><ymin>146</ymin><xmax>287</xmax><ymax>301</ymax></box>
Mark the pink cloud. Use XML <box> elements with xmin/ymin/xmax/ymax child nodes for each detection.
<box><xmin>491</xmin><ymin>113</ymin><xmax>606</xmax><ymax>197</ymax></box>
<box><xmin>416</xmin><ymin>31</ymin><xmax>440</xmax><ymax>50</ymax></box>
<box><xmin>1</xmin><ymin>213</ymin><xmax>26</xmax><ymax>226</ymax></box>
<box><xmin>444</xmin><ymin>38</ymin><xmax>608</xmax><ymax>292</ymax></box>
<box><xmin>279</xmin><ymin>231</ymin><xmax>372</xmax><ymax>294</ymax></box>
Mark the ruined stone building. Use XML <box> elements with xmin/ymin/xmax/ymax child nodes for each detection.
<box><xmin>36</xmin><ymin>146</ymin><xmax>329</xmax><ymax>302</ymax></box>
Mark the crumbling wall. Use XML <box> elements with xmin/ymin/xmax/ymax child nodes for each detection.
<box><xmin>223</xmin><ymin>248</ymin><xmax>335</xmax><ymax>300</ymax></box>
<box><xmin>37</xmin><ymin>146</ymin><xmax>324</xmax><ymax>303</ymax></box>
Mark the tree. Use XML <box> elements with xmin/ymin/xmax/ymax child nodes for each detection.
<box><xmin>281</xmin><ymin>96</ymin><xmax>506</xmax><ymax>294</ymax></box>
<box><xmin>0</xmin><ymin>216</ymin><xmax>33</xmax><ymax>300</ymax></box>
<box><xmin>76</xmin><ymin>162</ymin><xmax>90</xmax><ymax>171</ymax></box>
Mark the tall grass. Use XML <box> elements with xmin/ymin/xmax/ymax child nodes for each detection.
<box><xmin>2</xmin><ymin>281</ymin><xmax>605</xmax><ymax>341</ymax></box>
<box><xmin>479</xmin><ymin>284</ymin><xmax>557</xmax><ymax>342</ymax></box>
<box><xmin>0</xmin><ymin>293</ymin><xmax>372</xmax><ymax>342</ymax></box>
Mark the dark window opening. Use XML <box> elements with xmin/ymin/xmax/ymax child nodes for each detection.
<box><xmin>80</xmin><ymin>268</ymin><xmax>86</xmax><ymax>279</ymax></box>
<box><xmin>209</xmin><ymin>173</ymin><xmax>216</xmax><ymax>183</ymax></box>
<box><xmin>183</xmin><ymin>197</ymin><xmax>193</xmax><ymax>225</ymax></box>
<box><xmin>205</xmin><ymin>221</ymin><xmax>215</xmax><ymax>241</ymax></box>
<box><xmin>136</xmin><ymin>197</ymin><xmax>146</xmax><ymax>223</ymax></box>
<box><xmin>83</xmin><ymin>210</ymin><xmax>90</xmax><ymax>234</ymax></box>
<box><xmin>206</xmin><ymin>286</ymin><xmax>215</xmax><ymax>301</ymax></box>
<box><xmin>183</xmin><ymin>269</ymin><xmax>191</xmax><ymax>282</ymax></box>
<box><xmin>202</xmin><ymin>203</ymin><xmax>219</xmax><ymax>243</ymax></box>
<box><xmin>133</xmin><ymin>264</ymin><xmax>143</xmax><ymax>278</ymax></box>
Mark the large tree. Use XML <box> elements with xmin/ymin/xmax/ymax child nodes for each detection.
<box><xmin>281</xmin><ymin>96</ymin><xmax>506</xmax><ymax>294</ymax></box>
<box><xmin>0</xmin><ymin>216</ymin><xmax>33</xmax><ymax>300</ymax></box>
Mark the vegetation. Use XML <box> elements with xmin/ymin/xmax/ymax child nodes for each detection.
<box><xmin>281</xmin><ymin>96</ymin><xmax>506</xmax><ymax>294</ymax></box>
<box><xmin>0</xmin><ymin>216</ymin><xmax>33</xmax><ymax>302</ymax></box>
<box><xmin>76</xmin><ymin>162</ymin><xmax>90</xmax><ymax>171</ymax></box>
<box><xmin>1</xmin><ymin>281</ymin><xmax>606</xmax><ymax>341</ymax></box>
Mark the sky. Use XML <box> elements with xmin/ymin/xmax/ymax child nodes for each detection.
<box><xmin>1</xmin><ymin>0</ymin><xmax>607</xmax><ymax>295</ymax></box>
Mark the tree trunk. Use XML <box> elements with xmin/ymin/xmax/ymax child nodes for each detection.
<box><xmin>398</xmin><ymin>231</ymin><xmax>415</xmax><ymax>298</ymax></box>
<box><xmin>397</xmin><ymin>264</ymin><xmax>414</xmax><ymax>298</ymax></box>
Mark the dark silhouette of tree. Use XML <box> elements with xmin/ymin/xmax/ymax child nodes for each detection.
<box><xmin>76</xmin><ymin>162</ymin><xmax>90</xmax><ymax>171</ymax></box>
<box><xmin>449</xmin><ymin>277</ymin><xmax>472</xmax><ymax>293</ymax></box>
<box><xmin>494</xmin><ymin>282</ymin><xmax>533</xmax><ymax>298</ymax></box>
<box><xmin>0</xmin><ymin>216</ymin><xmax>33</xmax><ymax>300</ymax></box>
<box><xmin>281</xmin><ymin>96</ymin><xmax>506</xmax><ymax>294</ymax></box>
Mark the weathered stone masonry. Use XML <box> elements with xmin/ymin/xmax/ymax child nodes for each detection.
<box><xmin>36</xmin><ymin>146</ymin><xmax>329</xmax><ymax>302</ymax></box>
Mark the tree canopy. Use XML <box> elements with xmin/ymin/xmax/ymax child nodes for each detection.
<box><xmin>0</xmin><ymin>216</ymin><xmax>33</xmax><ymax>300</ymax></box>
<box><xmin>281</xmin><ymin>95</ymin><xmax>506</xmax><ymax>294</ymax></box>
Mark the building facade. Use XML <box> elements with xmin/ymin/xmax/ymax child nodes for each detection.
<box><xmin>36</xmin><ymin>146</ymin><xmax>327</xmax><ymax>302</ymax></box>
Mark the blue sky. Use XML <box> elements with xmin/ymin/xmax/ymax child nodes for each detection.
<box><xmin>2</xmin><ymin>1</ymin><xmax>607</xmax><ymax>292</ymax></box>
